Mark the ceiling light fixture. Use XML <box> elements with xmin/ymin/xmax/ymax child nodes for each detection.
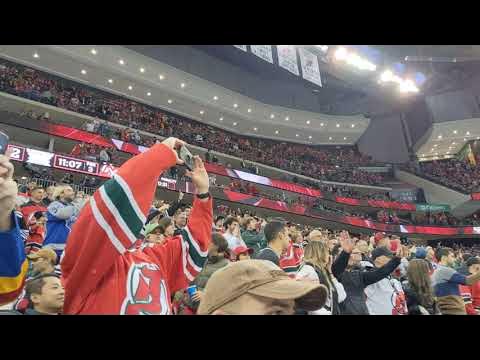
<box><xmin>336</xmin><ymin>124</ymin><xmax>340</xmax><ymax>128</ymax></box>
<box><xmin>213</xmin><ymin>96</ymin><xmax>218</xmax><ymax>100</ymax></box>
<box><xmin>81</xmin><ymin>69</ymin><xmax>87</xmax><ymax>75</ymax></box>
<box><xmin>306</xmin><ymin>120</ymin><xmax>311</xmax><ymax>124</ymax></box>
<box><xmin>140</xmin><ymin>67</ymin><xmax>145</xmax><ymax>73</ymax></box>
<box><xmin>180</xmin><ymin>83</ymin><xmax>186</xmax><ymax>88</ymax></box>
<box><xmin>90</xmin><ymin>49</ymin><xmax>97</xmax><ymax>55</ymax></box>
<box><xmin>199</xmin><ymin>110</ymin><xmax>204</xmax><ymax>115</ymax></box>
<box><xmin>351</xmin><ymin>124</ymin><xmax>355</xmax><ymax>128</ymax></box>
<box><xmin>329</xmin><ymin>136</ymin><xmax>333</xmax><ymax>140</ymax></box>
<box><xmin>247</xmin><ymin>108</ymin><xmax>252</xmax><ymax>113</ymax></box>
<box><xmin>285</xmin><ymin>116</ymin><xmax>289</xmax><ymax>121</ymax></box>
<box><xmin>466</xmin><ymin>131</ymin><xmax>470</xmax><ymax>135</ymax></box>
<box><xmin>159</xmin><ymin>74</ymin><xmax>164</xmax><ymax>80</ymax></box>
<box><xmin>275</xmin><ymin>130</ymin><xmax>279</xmax><ymax>134</ymax></box>
<box><xmin>233</xmin><ymin>103</ymin><xmax>238</xmax><ymax>108</ymax></box>
<box><xmin>343</xmin><ymin>137</ymin><xmax>347</xmax><ymax>140</ymax></box>
<box><xmin>295</xmin><ymin>134</ymin><xmax>299</xmax><ymax>137</ymax></box>
<box><xmin>108</xmin><ymin>79</ymin><xmax>113</xmax><ymax>84</ymax></box>
<box><xmin>320</xmin><ymin>123</ymin><xmax>324</xmax><ymax>126</ymax></box>
<box><xmin>128</xmin><ymin>85</ymin><xmax>133</xmax><ymax>90</ymax></box>
<box><xmin>219</xmin><ymin>117</ymin><xmax>223</xmax><ymax>121</ymax></box>
<box><xmin>167</xmin><ymin>99</ymin><xmax>173</xmax><ymax>104</ymax></box>
<box><xmin>233</xmin><ymin>122</ymin><xmax>237</xmax><ymax>126</ymax></box>
<box><xmin>308</xmin><ymin>135</ymin><xmax>312</xmax><ymax>139</ymax></box>
<box><xmin>453</xmin><ymin>130</ymin><xmax>458</xmax><ymax>134</ymax></box>
<box><xmin>33</xmin><ymin>52</ymin><xmax>39</xmax><ymax>58</ymax></box>
<box><xmin>147</xmin><ymin>92</ymin><xmax>151</xmax><ymax>96</ymax></box>
<box><xmin>270</xmin><ymin>114</ymin><xmax>275</xmax><ymax>119</ymax></box>
<box><xmin>438</xmin><ymin>135</ymin><xmax>442</xmax><ymax>139</ymax></box>
<box><xmin>253</xmin><ymin>127</ymin><xmax>258</xmax><ymax>131</ymax></box>
<box><xmin>118</xmin><ymin>59</ymin><xmax>125</xmax><ymax>65</ymax></box>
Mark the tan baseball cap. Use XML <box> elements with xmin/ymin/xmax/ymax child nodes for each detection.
<box><xmin>198</xmin><ymin>259</ymin><xmax>328</xmax><ymax>315</ymax></box>
<box><xmin>27</xmin><ymin>248</ymin><xmax>57</xmax><ymax>265</ymax></box>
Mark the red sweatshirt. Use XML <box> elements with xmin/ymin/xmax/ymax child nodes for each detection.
<box><xmin>61</xmin><ymin>143</ymin><xmax>212</xmax><ymax>314</ymax></box>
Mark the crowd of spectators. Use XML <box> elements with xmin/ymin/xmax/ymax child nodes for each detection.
<box><xmin>0</xmin><ymin>59</ymin><xmax>390</xmax><ymax>186</ymax></box>
<box><xmin>2</xmin><ymin>137</ymin><xmax>480</xmax><ymax>315</ymax></box>
<box><xmin>409</xmin><ymin>159</ymin><xmax>480</xmax><ymax>194</ymax></box>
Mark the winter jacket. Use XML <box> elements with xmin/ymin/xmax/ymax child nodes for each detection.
<box><xmin>241</xmin><ymin>229</ymin><xmax>266</xmax><ymax>254</ymax></box>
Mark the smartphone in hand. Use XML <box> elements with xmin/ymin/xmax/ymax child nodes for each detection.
<box><xmin>179</xmin><ymin>145</ymin><xmax>195</xmax><ymax>171</ymax></box>
<box><xmin>0</xmin><ymin>131</ymin><xmax>9</xmax><ymax>155</ymax></box>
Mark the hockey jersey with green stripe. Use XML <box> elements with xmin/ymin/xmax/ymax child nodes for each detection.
<box><xmin>61</xmin><ymin>143</ymin><xmax>212</xmax><ymax>314</ymax></box>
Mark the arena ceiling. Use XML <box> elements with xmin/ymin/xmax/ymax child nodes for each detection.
<box><xmin>0</xmin><ymin>45</ymin><xmax>370</xmax><ymax>146</ymax></box>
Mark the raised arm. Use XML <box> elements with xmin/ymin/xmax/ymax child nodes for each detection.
<box><xmin>61</xmin><ymin>138</ymin><xmax>185</xmax><ymax>314</ymax></box>
<box><xmin>361</xmin><ymin>257</ymin><xmax>402</xmax><ymax>287</ymax></box>
<box><xmin>0</xmin><ymin>154</ymin><xmax>28</xmax><ymax>305</ymax></box>
<box><xmin>145</xmin><ymin>155</ymin><xmax>213</xmax><ymax>294</ymax></box>
<box><xmin>332</xmin><ymin>231</ymin><xmax>354</xmax><ymax>279</ymax></box>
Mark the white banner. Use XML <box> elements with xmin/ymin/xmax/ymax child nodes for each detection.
<box><xmin>299</xmin><ymin>48</ymin><xmax>322</xmax><ymax>87</ymax></box>
<box><xmin>250</xmin><ymin>45</ymin><xmax>273</xmax><ymax>64</ymax></box>
<box><xmin>277</xmin><ymin>45</ymin><xmax>299</xmax><ymax>76</ymax></box>
<box><xmin>233</xmin><ymin>45</ymin><xmax>247</xmax><ymax>52</ymax></box>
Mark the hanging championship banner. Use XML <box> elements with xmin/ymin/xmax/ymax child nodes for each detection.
<box><xmin>299</xmin><ymin>48</ymin><xmax>322</xmax><ymax>87</ymax></box>
<box><xmin>250</xmin><ymin>45</ymin><xmax>274</xmax><ymax>64</ymax></box>
<box><xmin>233</xmin><ymin>45</ymin><xmax>247</xmax><ymax>52</ymax></box>
<box><xmin>277</xmin><ymin>45</ymin><xmax>299</xmax><ymax>76</ymax></box>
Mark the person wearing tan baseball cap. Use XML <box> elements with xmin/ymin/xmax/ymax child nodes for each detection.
<box><xmin>197</xmin><ymin>259</ymin><xmax>328</xmax><ymax>315</ymax></box>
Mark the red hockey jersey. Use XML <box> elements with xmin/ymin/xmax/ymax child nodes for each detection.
<box><xmin>61</xmin><ymin>143</ymin><xmax>213</xmax><ymax>314</ymax></box>
<box><xmin>280</xmin><ymin>242</ymin><xmax>304</xmax><ymax>278</ymax></box>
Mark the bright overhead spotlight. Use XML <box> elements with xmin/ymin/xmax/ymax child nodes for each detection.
<box><xmin>213</xmin><ymin>96</ymin><xmax>218</xmax><ymax>100</ymax></box>
<box><xmin>247</xmin><ymin>108</ymin><xmax>252</xmax><ymax>113</ymax></box>
<box><xmin>316</xmin><ymin>45</ymin><xmax>329</xmax><ymax>52</ymax></box>
<box><xmin>90</xmin><ymin>48</ymin><xmax>97</xmax><ymax>55</ymax></box>
<box><xmin>334</xmin><ymin>47</ymin><xmax>348</xmax><ymax>61</ymax></box>
<box><xmin>329</xmin><ymin>136</ymin><xmax>333</xmax><ymax>140</ymax></box>
<box><xmin>33</xmin><ymin>52</ymin><xmax>39</xmax><ymax>58</ymax></box>
<box><xmin>477</xmin><ymin>137</ymin><xmax>480</xmax><ymax>140</ymax></box>
<box><xmin>295</xmin><ymin>134</ymin><xmax>299</xmax><ymax>137</ymax></box>
<box><xmin>336</xmin><ymin>124</ymin><xmax>340</xmax><ymax>128</ymax></box>
<box><xmin>253</xmin><ymin>127</ymin><xmax>258</xmax><ymax>131</ymax></box>
<box><xmin>380</xmin><ymin>70</ymin><xmax>393</xmax><ymax>83</ymax></box>
<box><xmin>108</xmin><ymin>79</ymin><xmax>113</xmax><ymax>84</ymax></box>
<box><xmin>308</xmin><ymin>135</ymin><xmax>312</xmax><ymax>139</ymax></box>
<box><xmin>180</xmin><ymin>83</ymin><xmax>186</xmax><ymax>88</ymax></box>
<box><xmin>81</xmin><ymin>69</ymin><xmax>87</xmax><ymax>75</ymax></box>
<box><xmin>167</xmin><ymin>99</ymin><xmax>173</xmax><ymax>104</ymax></box>
<box><xmin>159</xmin><ymin>74</ymin><xmax>164</xmax><ymax>80</ymax></box>
<box><xmin>452</xmin><ymin>142</ymin><xmax>456</xmax><ymax>145</ymax></box>
<box><xmin>453</xmin><ymin>130</ymin><xmax>458</xmax><ymax>134</ymax></box>
<box><xmin>140</xmin><ymin>67</ymin><xmax>145</xmax><ymax>73</ymax></box>
<box><xmin>285</xmin><ymin>116</ymin><xmax>289</xmax><ymax>121</ymax></box>
<box><xmin>306</xmin><ymin>120</ymin><xmax>311</xmax><ymax>125</ymax></box>
<box><xmin>438</xmin><ymin>135</ymin><xmax>442</xmax><ymax>139</ymax></box>
<box><xmin>446</xmin><ymin>151</ymin><xmax>450</xmax><ymax>154</ymax></box>
<box><xmin>275</xmin><ymin>130</ymin><xmax>279</xmax><ymax>134</ymax></box>
<box><xmin>351</xmin><ymin>124</ymin><xmax>355</xmax><ymax>128</ymax></box>
<box><xmin>343</xmin><ymin>137</ymin><xmax>347</xmax><ymax>140</ymax></box>
<box><xmin>320</xmin><ymin>123</ymin><xmax>324</xmax><ymax>127</ymax></box>
<box><xmin>233</xmin><ymin>103</ymin><xmax>238</xmax><ymax>108</ymax></box>
<box><xmin>399</xmin><ymin>79</ymin><xmax>419</xmax><ymax>93</ymax></box>
<box><xmin>466</xmin><ymin>131</ymin><xmax>470</xmax><ymax>135</ymax></box>
<box><xmin>147</xmin><ymin>92</ymin><xmax>151</xmax><ymax>96</ymax></box>
<box><xmin>118</xmin><ymin>59</ymin><xmax>125</xmax><ymax>65</ymax></box>
<box><xmin>233</xmin><ymin>122</ymin><xmax>237</xmax><ymax>126</ymax></box>
<box><xmin>128</xmin><ymin>85</ymin><xmax>133</xmax><ymax>90</ymax></box>
<box><xmin>270</xmin><ymin>114</ymin><xmax>275</xmax><ymax>119</ymax></box>
<box><xmin>433</xmin><ymin>144</ymin><xmax>438</xmax><ymax>147</ymax></box>
<box><xmin>199</xmin><ymin>110</ymin><xmax>204</xmax><ymax>115</ymax></box>
<box><xmin>219</xmin><ymin>117</ymin><xmax>223</xmax><ymax>121</ymax></box>
<box><xmin>464</xmin><ymin>138</ymin><xmax>467</xmax><ymax>141</ymax></box>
